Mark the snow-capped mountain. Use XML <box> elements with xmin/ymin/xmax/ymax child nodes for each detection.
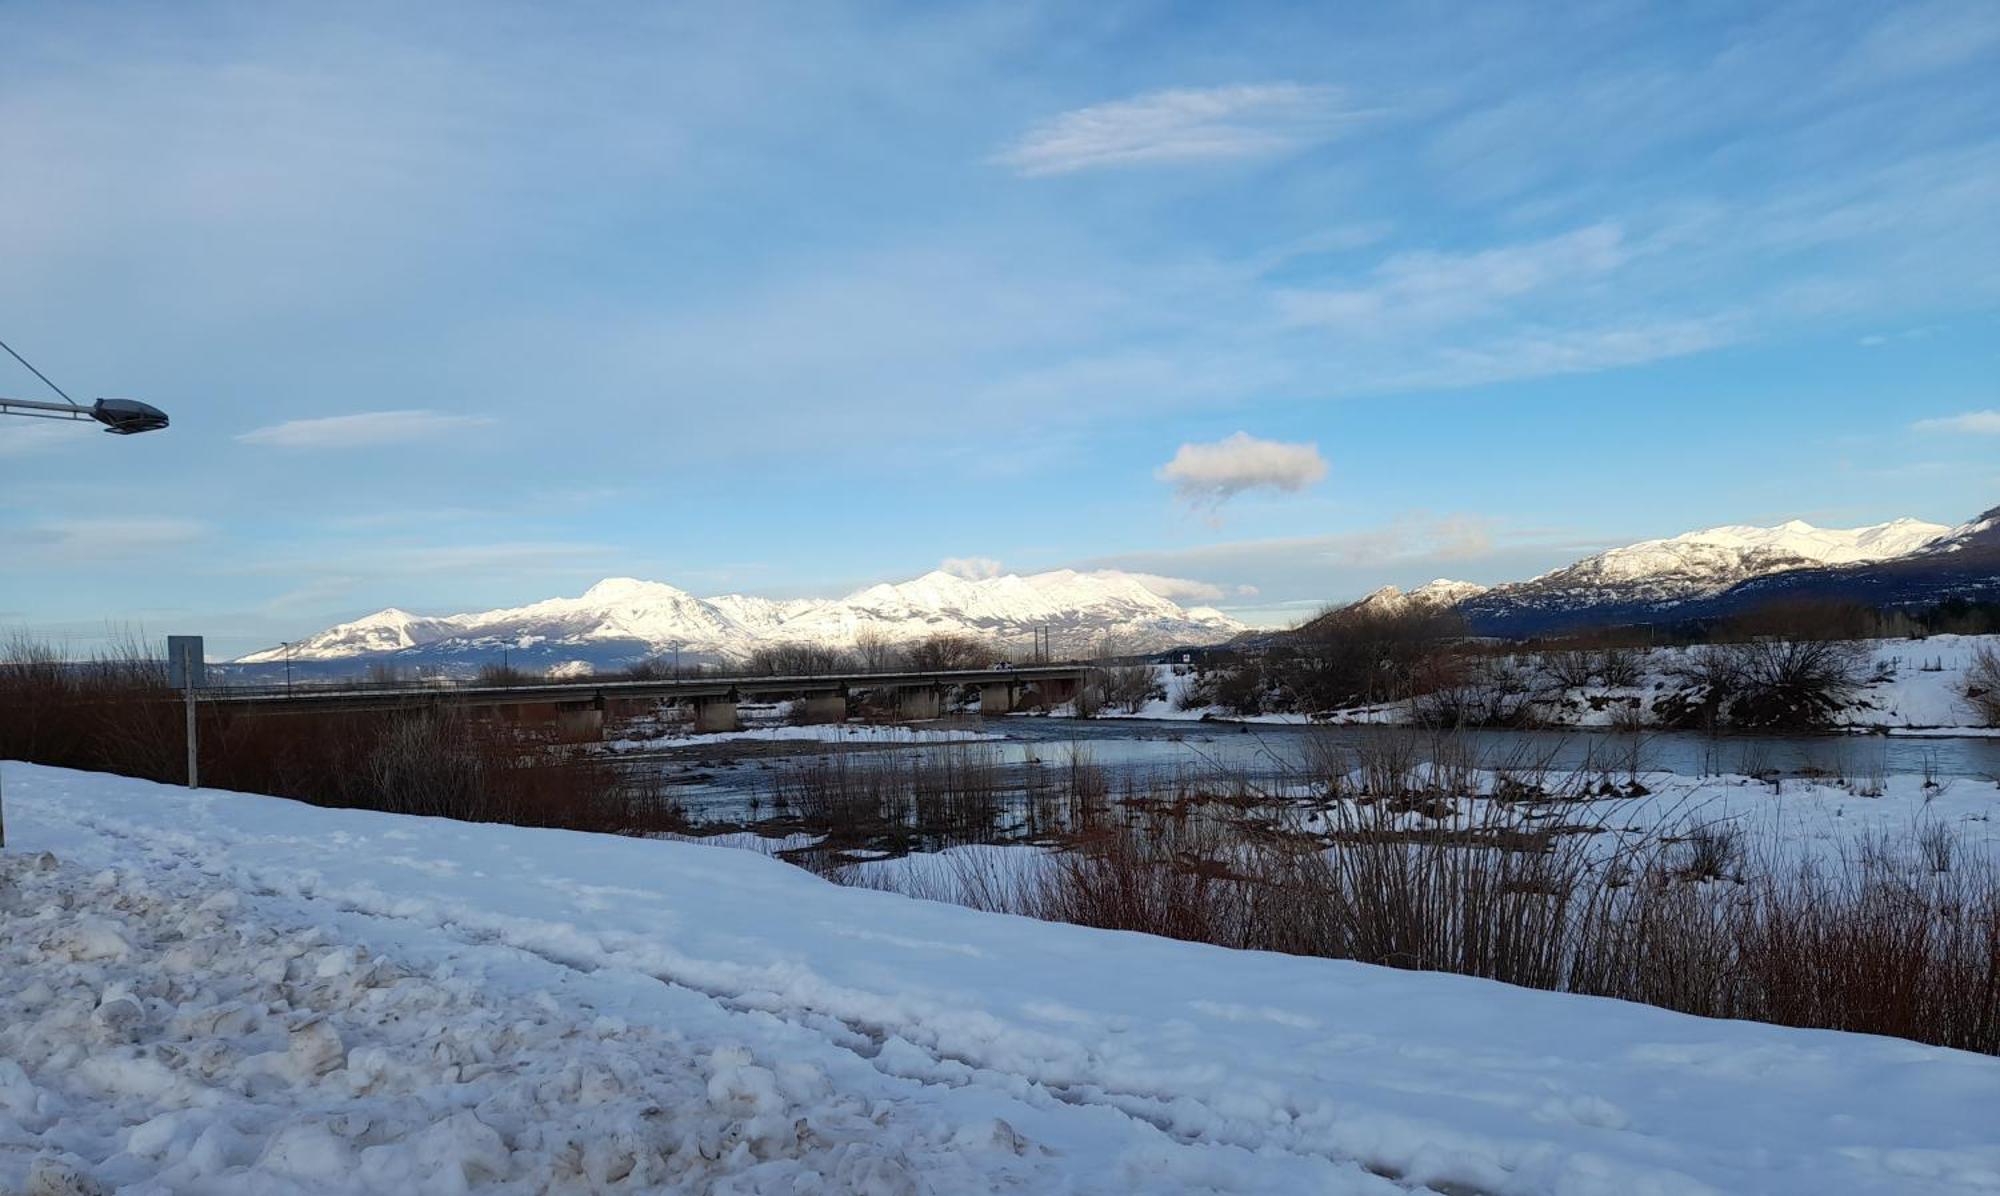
<box><xmin>238</xmin><ymin>570</ymin><xmax>1248</xmax><ymax>670</ymax></box>
<box><xmin>1455</xmin><ymin>517</ymin><xmax>1951</xmax><ymax>633</ymax></box>
<box><xmin>1348</xmin><ymin>579</ymin><xmax>1490</xmax><ymax>617</ymax></box>
<box><xmin>1918</xmin><ymin>505</ymin><xmax>2000</xmax><ymax>556</ymax></box>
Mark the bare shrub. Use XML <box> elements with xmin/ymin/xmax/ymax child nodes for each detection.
<box><xmin>1596</xmin><ymin>648</ymin><xmax>1643</xmax><ymax>687</ymax></box>
<box><xmin>1919</xmin><ymin>822</ymin><xmax>1957</xmax><ymax>874</ymax></box>
<box><xmin>1964</xmin><ymin>644</ymin><xmax>2000</xmax><ymax>727</ymax></box>
<box><xmin>1211</xmin><ymin>659</ymin><xmax>1272</xmax><ymax>715</ymax></box>
<box><xmin>1088</xmin><ymin>663</ymin><xmax>1161</xmax><ymax>714</ymax></box>
<box><xmin>1414</xmin><ymin>655</ymin><xmax>1534</xmax><ymax>728</ymax></box>
<box><xmin>1675</xmin><ymin>823</ymin><xmax>1743</xmax><ymax>881</ymax></box>
<box><xmin>1262</xmin><ymin>605</ymin><xmax>1464</xmax><ymax>714</ymax></box>
<box><xmin>1543</xmin><ymin>649</ymin><xmax>1598</xmax><ymax>688</ymax></box>
<box><xmin>1724</xmin><ymin>638</ymin><xmax>1868</xmax><ymax>730</ymax></box>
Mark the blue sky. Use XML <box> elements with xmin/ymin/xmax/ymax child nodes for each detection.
<box><xmin>3</xmin><ymin>0</ymin><xmax>1997</xmax><ymax>657</ymax></box>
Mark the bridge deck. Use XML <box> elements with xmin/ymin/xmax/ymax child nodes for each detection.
<box><xmin>197</xmin><ymin>665</ymin><xmax>1088</xmax><ymax>714</ymax></box>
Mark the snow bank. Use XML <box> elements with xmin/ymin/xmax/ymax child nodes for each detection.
<box><xmin>6</xmin><ymin>762</ymin><xmax>2000</xmax><ymax>1193</ymax></box>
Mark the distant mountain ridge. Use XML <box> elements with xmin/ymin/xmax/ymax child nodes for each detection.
<box><xmin>238</xmin><ymin>570</ymin><xmax>1249</xmax><ymax>672</ymax></box>
<box><xmin>1320</xmin><ymin>512</ymin><xmax>1988</xmax><ymax>637</ymax></box>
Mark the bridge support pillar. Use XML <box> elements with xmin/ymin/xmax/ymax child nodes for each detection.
<box><xmin>978</xmin><ymin>683</ymin><xmax>1015</xmax><ymax>716</ymax></box>
<box><xmin>799</xmin><ymin>690</ymin><xmax>847</xmax><ymax>724</ymax></box>
<box><xmin>693</xmin><ymin>696</ymin><xmax>738</xmax><ymax>733</ymax></box>
<box><xmin>896</xmin><ymin>686</ymin><xmax>941</xmax><ymax>720</ymax></box>
<box><xmin>1039</xmin><ymin>676</ymin><xmax>1080</xmax><ymax>708</ymax></box>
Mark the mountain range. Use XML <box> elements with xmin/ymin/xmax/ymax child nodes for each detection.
<box><xmin>235</xmin><ymin>570</ymin><xmax>1247</xmax><ymax>674</ymax></box>
<box><xmin>242</xmin><ymin>505</ymin><xmax>1999</xmax><ymax>676</ymax></box>
<box><xmin>1348</xmin><ymin>508</ymin><xmax>1997</xmax><ymax>635</ymax></box>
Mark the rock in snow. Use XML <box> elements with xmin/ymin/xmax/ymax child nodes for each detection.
<box><xmin>5</xmin><ymin>761</ymin><xmax>2000</xmax><ymax>1194</ymax></box>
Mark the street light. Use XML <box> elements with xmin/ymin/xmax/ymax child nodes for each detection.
<box><xmin>0</xmin><ymin>337</ymin><xmax>171</xmax><ymax>849</ymax></box>
<box><xmin>0</xmin><ymin>337</ymin><xmax>170</xmax><ymax>435</ymax></box>
<box><xmin>0</xmin><ymin>394</ymin><xmax>171</xmax><ymax>434</ymax></box>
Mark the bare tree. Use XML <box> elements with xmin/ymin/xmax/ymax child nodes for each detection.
<box><xmin>744</xmin><ymin>642</ymin><xmax>856</xmax><ymax>676</ymax></box>
<box><xmin>475</xmin><ymin>661</ymin><xmax>536</xmax><ymax>687</ymax></box>
<box><xmin>902</xmin><ymin>633</ymin><xmax>994</xmax><ymax>672</ymax></box>
<box><xmin>853</xmin><ymin>627</ymin><xmax>901</xmax><ymax>672</ymax></box>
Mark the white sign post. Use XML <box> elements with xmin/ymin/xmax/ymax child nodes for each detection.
<box><xmin>168</xmin><ymin>636</ymin><xmax>205</xmax><ymax>789</ymax></box>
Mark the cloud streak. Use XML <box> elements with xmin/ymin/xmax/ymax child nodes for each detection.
<box><xmin>1911</xmin><ymin>409</ymin><xmax>2000</xmax><ymax>434</ymax></box>
<box><xmin>1157</xmin><ymin>432</ymin><xmax>1327</xmax><ymax>507</ymax></box>
<box><xmin>995</xmin><ymin>84</ymin><xmax>1361</xmax><ymax>177</ymax></box>
<box><xmin>1278</xmin><ymin>223</ymin><xmax>1631</xmax><ymax>332</ymax></box>
<box><xmin>237</xmin><ymin>410</ymin><xmax>494</xmax><ymax>449</ymax></box>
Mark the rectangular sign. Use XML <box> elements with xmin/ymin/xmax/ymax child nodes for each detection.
<box><xmin>166</xmin><ymin>635</ymin><xmax>206</xmax><ymax>690</ymax></box>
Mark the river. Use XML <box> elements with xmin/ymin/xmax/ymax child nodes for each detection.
<box><xmin>626</xmin><ymin>715</ymin><xmax>2000</xmax><ymax>825</ymax></box>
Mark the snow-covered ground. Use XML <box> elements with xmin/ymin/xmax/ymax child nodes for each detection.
<box><xmin>1152</xmin><ymin>636</ymin><xmax>1999</xmax><ymax>732</ymax></box>
<box><xmin>7</xmin><ymin>762</ymin><xmax>2000</xmax><ymax>1193</ymax></box>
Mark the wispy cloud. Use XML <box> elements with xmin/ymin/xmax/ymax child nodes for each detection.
<box><xmin>994</xmin><ymin>84</ymin><xmax>1362</xmax><ymax>177</ymax></box>
<box><xmin>237</xmin><ymin>409</ymin><xmax>494</xmax><ymax>449</ymax></box>
<box><xmin>0</xmin><ymin>421</ymin><xmax>87</xmax><ymax>458</ymax></box>
<box><xmin>940</xmin><ymin>555</ymin><xmax>1004</xmax><ymax>580</ymax></box>
<box><xmin>1156</xmin><ymin>432</ymin><xmax>1327</xmax><ymax>508</ymax></box>
<box><xmin>1278</xmin><ymin>223</ymin><xmax>1631</xmax><ymax>332</ymax></box>
<box><xmin>1911</xmin><ymin>409</ymin><xmax>2000</xmax><ymax>434</ymax></box>
<box><xmin>0</xmin><ymin>516</ymin><xmax>209</xmax><ymax>564</ymax></box>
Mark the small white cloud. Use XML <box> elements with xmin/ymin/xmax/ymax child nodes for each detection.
<box><xmin>940</xmin><ymin>556</ymin><xmax>1004</xmax><ymax>580</ymax></box>
<box><xmin>237</xmin><ymin>409</ymin><xmax>493</xmax><ymax>449</ymax></box>
<box><xmin>1156</xmin><ymin>432</ymin><xmax>1328</xmax><ymax>507</ymax></box>
<box><xmin>994</xmin><ymin>83</ymin><xmax>1361</xmax><ymax>177</ymax></box>
<box><xmin>1911</xmin><ymin>409</ymin><xmax>2000</xmax><ymax>434</ymax></box>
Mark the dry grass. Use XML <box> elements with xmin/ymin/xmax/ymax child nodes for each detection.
<box><xmin>842</xmin><ymin>729</ymin><xmax>2000</xmax><ymax>1054</ymax></box>
<box><xmin>0</xmin><ymin>639</ymin><xmax>681</xmax><ymax>835</ymax></box>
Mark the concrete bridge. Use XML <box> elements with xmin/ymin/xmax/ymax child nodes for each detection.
<box><xmin>197</xmin><ymin>665</ymin><xmax>1090</xmax><ymax>740</ymax></box>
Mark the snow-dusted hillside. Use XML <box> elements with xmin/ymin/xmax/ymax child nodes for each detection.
<box><xmin>1457</xmin><ymin>516</ymin><xmax>1954</xmax><ymax>633</ymax></box>
<box><xmin>1347</xmin><ymin>578</ymin><xmax>1488</xmax><ymax>617</ymax></box>
<box><xmin>1922</xmin><ymin>505</ymin><xmax>2000</xmax><ymax>556</ymax></box>
<box><xmin>240</xmin><ymin>570</ymin><xmax>1247</xmax><ymax>667</ymax></box>
<box><xmin>8</xmin><ymin>762</ymin><xmax>2000</xmax><ymax>1194</ymax></box>
<box><xmin>1498</xmin><ymin>517</ymin><xmax>1945</xmax><ymax>604</ymax></box>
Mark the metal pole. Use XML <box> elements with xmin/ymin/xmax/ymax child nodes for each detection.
<box><xmin>183</xmin><ymin>642</ymin><xmax>199</xmax><ymax>789</ymax></box>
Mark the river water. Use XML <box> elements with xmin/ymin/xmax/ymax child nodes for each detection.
<box><xmin>633</xmin><ymin>715</ymin><xmax>2000</xmax><ymax>824</ymax></box>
